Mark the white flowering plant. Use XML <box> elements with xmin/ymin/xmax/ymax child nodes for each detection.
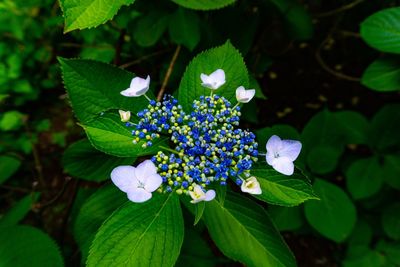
<box><xmin>61</xmin><ymin>41</ymin><xmax>317</xmax><ymax>267</ymax></box>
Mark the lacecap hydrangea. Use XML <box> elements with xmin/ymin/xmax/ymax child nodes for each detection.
<box><xmin>111</xmin><ymin>69</ymin><xmax>302</xmax><ymax>203</ymax></box>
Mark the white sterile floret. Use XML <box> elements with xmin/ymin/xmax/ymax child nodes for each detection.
<box><xmin>200</xmin><ymin>69</ymin><xmax>226</xmax><ymax>90</ymax></box>
<box><xmin>189</xmin><ymin>184</ymin><xmax>216</xmax><ymax>203</ymax></box>
<box><xmin>120</xmin><ymin>75</ymin><xmax>150</xmax><ymax>97</ymax></box>
<box><xmin>265</xmin><ymin>135</ymin><xmax>302</xmax><ymax>176</ymax></box>
<box><xmin>110</xmin><ymin>160</ymin><xmax>162</xmax><ymax>203</ymax></box>
<box><xmin>235</xmin><ymin>86</ymin><xmax>256</xmax><ymax>103</ymax></box>
<box><xmin>118</xmin><ymin>110</ymin><xmax>131</xmax><ymax>122</ymax></box>
<box><xmin>241</xmin><ymin>177</ymin><xmax>262</xmax><ymax>194</ymax></box>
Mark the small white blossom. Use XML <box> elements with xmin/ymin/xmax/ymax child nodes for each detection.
<box><xmin>200</xmin><ymin>69</ymin><xmax>226</xmax><ymax>90</ymax></box>
<box><xmin>120</xmin><ymin>75</ymin><xmax>150</xmax><ymax>97</ymax></box>
<box><xmin>189</xmin><ymin>184</ymin><xmax>216</xmax><ymax>203</ymax></box>
<box><xmin>110</xmin><ymin>160</ymin><xmax>162</xmax><ymax>203</ymax></box>
<box><xmin>241</xmin><ymin>177</ymin><xmax>262</xmax><ymax>194</ymax></box>
<box><xmin>266</xmin><ymin>135</ymin><xmax>302</xmax><ymax>176</ymax></box>
<box><xmin>118</xmin><ymin>110</ymin><xmax>131</xmax><ymax>122</ymax></box>
<box><xmin>236</xmin><ymin>86</ymin><xmax>256</xmax><ymax>103</ymax></box>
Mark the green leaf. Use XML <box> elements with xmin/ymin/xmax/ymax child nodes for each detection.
<box><xmin>193</xmin><ymin>201</ymin><xmax>205</xmax><ymax>225</ymax></box>
<box><xmin>0</xmin><ymin>155</ymin><xmax>21</xmax><ymax>184</ymax></box>
<box><xmin>59</xmin><ymin>58</ymin><xmax>149</xmax><ymax>124</ymax></box>
<box><xmin>178</xmin><ymin>41</ymin><xmax>249</xmax><ymax>112</ymax></box>
<box><xmin>376</xmin><ymin>240</ymin><xmax>400</xmax><ymax>265</ymax></box>
<box><xmin>251</xmin><ymin>167</ymin><xmax>318</xmax><ymax>206</ymax></box>
<box><xmin>60</xmin><ymin>0</ymin><xmax>135</xmax><ymax>33</ymax></box>
<box><xmin>133</xmin><ymin>11</ymin><xmax>169</xmax><ymax>47</ymax></box>
<box><xmin>171</xmin><ymin>0</ymin><xmax>236</xmax><ymax>10</ymax></box>
<box><xmin>360</xmin><ymin>7</ymin><xmax>400</xmax><ymax>54</ymax></box>
<box><xmin>202</xmin><ymin>192</ymin><xmax>296</xmax><ymax>267</ymax></box>
<box><xmin>343</xmin><ymin>249</ymin><xmax>386</xmax><ymax>267</ymax></box>
<box><xmin>304</xmin><ymin>179</ymin><xmax>357</xmax><ymax>243</ymax></box>
<box><xmin>334</xmin><ymin>111</ymin><xmax>369</xmax><ymax>144</ymax></box>
<box><xmin>83</xmin><ymin>113</ymin><xmax>168</xmax><ymax>157</ymax></box>
<box><xmin>306</xmin><ymin>145</ymin><xmax>342</xmax><ymax>174</ymax></box>
<box><xmin>382</xmin><ymin>202</ymin><xmax>400</xmax><ymax>240</ymax></box>
<box><xmin>169</xmin><ymin>8</ymin><xmax>200</xmax><ymax>51</ymax></box>
<box><xmin>0</xmin><ymin>193</ymin><xmax>40</xmax><ymax>227</ymax></box>
<box><xmin>249</xmin><ymin>75</ymin><xmax>267</xmax><ymax>100</ymax></box>
<box><xmin>0</xmin><ymin>110</ymin><xmax>24</xmax><ymax>131</ymax></box>
<box><xmin>74</xmin><ymin>185</ymin><xmax>126</xmax><ymax>263</ymax></box>
<box><xmin>368</xmin><ymin>104</ymin><xmax>400</xmax><ymax>151</ymax></box>
<box><xmin>63</xmin><ymin>139</ymin><xmax>135</xmax><ymax>181</ymax></box>
<box><xmin>0</xmin><ymin>225</ymin><xmax>64</xmax><ymax>267</ymax></box>
<box><xmin>361</xmin><ymin>57</ymin><xmax>400</xmax><ymax>92</ymax></box>
<box><xmin>383</xmin><ymin>154</ymin><xmax>400</xmax><ymax>190</ymax></box>
<box><xmin>345</xmin><ymin>157</ymin><xmax>383</xmax><ymax>200</ymax></box>
<box><xmin>87</xmin><ymin>194</ymin><xmax>184</xmax><ymax>267</ymax></box>
<box><xmin>268</xmin><ymin>205</ymin><xmax>304</xmax><ymax>231</ymax></box>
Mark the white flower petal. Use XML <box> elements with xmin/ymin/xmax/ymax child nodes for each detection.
<box><xmin>119</xmin><ymin>110</ymin><xmax>131</xmax><ymax>122</ymax></box>
<box><xmin>189</xmin><ymin>184</ymin><xmax>206</xmax><ymax>203</ymax></box>
<box><xmin>265</xmin><ymin>151</ymin><xmax>276</xmax><ymax>166</ymax></box>
<box><xmin>236</xmin><ymin>86</ymin><xmax>255</xmax><ymax>103</ymax></box>
<box><xmin>272</xmin><ymin>157</ymin><xmax>295</xmax><ymax>175</ymax></box>
<box><xmin>110</xmin><ymin>166</ymin><xmax>138</xmax><ymax>193</ymax></box>
<box><xmin>241</xmin><ymin>177</ymin><xmax>262</xmax><ymax>195</ymax></box>
<box><xmin>135</xmin><ymin>160</ymin><xmax>158</xmax><ymax>182</ymax></box>
<box><xmin>266</xmin><ymin>135</ymin><xmax>282</xmax><ymax>153</ymax></box>
<box><xmin>205</xmin><ymin>190</ymin><xmax>216</xmax><ymax>201</ymax></box>
<box><xmin>279</xmin><ymin>140</ymin><xmax>302</xmax><ymax>161</ymax></box>
<box><xmin>121</xmin><ymin>75</ymin><xmax>150</xmax><ymax>97</ymax></box>
<box><xmin>143</xmin><ymin>174</ymin><xmax>163</xmax><ymax>192</ymax></box>
<box><xmin>200</xmin><ymin>69</ymin><xmax>226</xmax><ymax>90</ymax></box>
<box><xmin>127</xmin><ymin>187</ymin><xmax>152</xmax><ymax>203</ymax></box>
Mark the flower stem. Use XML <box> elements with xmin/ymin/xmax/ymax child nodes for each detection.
<box><xmin>159</xmin><ymin>146</ymin><xmax>180</xmax><ymax>156</ymax></box>
<box><xmin>143</xmin><ymin>94</ymin><xmax>152</xmax><ymax>102</ymax></box>
<box><xmin>233</xmin><ymin>103</ymin><xmax>240</xmax><ymax>110</ymax></box>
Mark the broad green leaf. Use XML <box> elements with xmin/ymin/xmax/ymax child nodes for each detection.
<box><xmin>269</xmin><ymin>0</ymin><xmax>313</xmax><ymax>40</ymax></box>
<box><xmin>133</xmin><ymin>11</ymin><xmax>169</xmax><ymax>47</ymax></box>
<box><xmin>334</xmin><ymin>111</ymin><xmax>369</xmax><ymax>144</ymax></box>
<box><xmin>59</xmin><ymin>58</ymin><xmax>148</xmax><ymax>124</ymax></box>
<box><xmin>376</xmin><ymin>240</ymin><xmax>400</xmax><ymax>265</ymax></box>
<box><xmin>268</xmin><ymin>206</ymin><xmax>304</xmax><ymax>231</ymax></box>
<box><xmin>360</xmin><ymin>7</ymin><xmax>400</xmax><ymax>54</ymax></box>
<box><xmin>0</xmin><ymin>110</ymin><xmax>24</xmax><ymax>131</ymax></box>
<box><xmin>176</xmin><ymin>228</ymin><xmax>221</xmax><ymax>267</ymax></box>
<box><xmin>171</xmin><ymin>0</ymin><xmax>236</xmax><ymax>10</ymax></box>
<box><xmin>304</xmin><ymin>179</ymin><xmax>357</xmax><ymax>243</ymax></box>
<box><xmin>342</xmin><ymin>249</ymin><xmax>386</xmax><ymax>267</ymax></box>
<box><xmin>256</xmin><ymin>124</ymin><xmax>300</xmax><ymax>150</ymax></box>
<box><xmin>60</xmin><ymin>0</ymin><xmax>135</xmax><ymax>33</ymax></box>
<box><xmin>0</xmin><ymin>225</ymin><xmax>63</xmax><ymax>267</ymax></box>
<box><xmin>87</xmin><ymin>194</ymin><xmax>184</xmax><ymax>267</ymax></box>
<box><xmin>306</xmin><ymin>145</ymin><xmax>342</xmax><ymax>174</ymax></box>
<box><xmin>74</xmin><ymin>185</ymin><xmax>126</xmax><ymax>263</ymax></box>
<box><xmin>345</xmin><ymin>157</ymin><xmax>383</xmax><ymax>200</ymax></box>
<box><xmin>63</xmin><ymin>139</ymin><xmax>135</xmax><ymax>181</ymax></box>
<box><xmin>169</xmin><ymin>8</ymin><xmax>200</xmax><ymax>51</ymax></box>
<box><xmin>382</xmin><ymin>203</ymin><xmax>400</xmax><ymax>240</ymax></box>
<box><xmin>347</xmin><ymin>220</ymin><xmax>373</xmax><ymax>253</ymax></box>
<box><xmin>383</xmin><ymin>154</ymin><xmax>400</xmax><ymax>190</ymax></box>
<box><xmin>368</xmin><ymin>104</ymin><xmax>400</xmax><ymax>151</ymax></box>
<box><xmin>0</xmin><ymin>155</ymin><xmax>21</xmax><ymax>184</ymax></box>
<box><xmin>0</xmin><ymin>193</ymin><xmax>40</xmax><ymax>227</ymax></box>
<box><xmin>251</xmin><ymin>167</ymin><xmax>318</xmax><ymax>206</ymax></box>
<box><xmin>361</xmin><ymin>57</ymin><xmax>400</xmax><ymax>92</ymax></box>
<box><xmin>249</xmin><ymin>75</ymin><xmax>267</xmax><ymax>100</ymax></box>
<box><xmin>202</xmin><ymin>192</ymin><xmax>296</xmax><ymax>267</ymax></box>
<box><xmin>178</xmin><ymin>41</ymin><xmax>249</xmax><ymax>112</ymax></box>
<box><xmin>83</xmin><ymin>113</ymin><xmax>168</xmax><ymax>157</ymax></box>
<box><xmin>193</xmin><ymin>201</ymin><xmax>205</xmax><ymax>225</ymax></box>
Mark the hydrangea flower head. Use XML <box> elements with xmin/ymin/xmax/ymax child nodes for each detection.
<box><xmin>120</xmin><ymin>75</ymin><xmax>150</xmax><ymax>97</ymax></box>
<box><xmin>265</xmin><ymin>135</ymin><xmax>302</xmax><ymax>175</ymax></box>
<box><xmin>111</xmin><ymin>160</ymin><xmax>162</xmax><ymax>203</ymax></box>
<box><xmin>236</xmin><ymin>86</ymin><xmax>255</xmax><ymax>103</ymax></box>
<box><xmin>200</xmin><ymin>69</ymin><xmax>226</xmax><ymax>90</ymax></box>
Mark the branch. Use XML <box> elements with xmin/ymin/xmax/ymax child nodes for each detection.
<box><xmin>157</xmin><ymin>45</ymin><xmax>181</xmax><ymax>101</ymax></box>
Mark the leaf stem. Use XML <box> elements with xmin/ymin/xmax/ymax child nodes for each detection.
<box><xmin>159</xmin><ymin>146</ymin><xmax>180</xmax><ymax>156</ymax></box>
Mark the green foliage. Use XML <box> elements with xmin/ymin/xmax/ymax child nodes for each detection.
<box><xmin>0</xmin><ymin>193</ymin><xmax>40</xmax><ymax>227</ymax></box>
<box><xmin>178</xmin><ymin>41</ymin><xmax>249</xmax><ymax>111</ymax></box>
<box><xmin>74</xmin><ymin>185</ymin><xmax>126</xmax><ymax>263</ymax></box>
<box><xmin>63</xmin><ymin>139</ymin><xmax>135</xmax><ymax>181</ymax></box>
<box><xmin>360</xmin><ymin>7</ymin><xmax>400</xmax><ymax>54</ymax></box>
<box><xmin>202</xmin><ymin>192</ymin><xmax>296</xmax><ymax>267</ymax></box>
<box><xmin>0</xmin><ymin>155</ymin><xmax>21</xmax><ymax>184</ymax></box>
<box><xmin>382</xmin><ymin>203</ymin><xmax>400</xmax><ymax>240</ymax></box>
<box><xmin>0</xmin><ymin>225</ymin><xmax>63</xmax><ymax>267</ymax></box>
<box><xmin>0</xmin><ymin>111</ymin><xmax>24</xmax><ymax>131</ymax></box>
<box><xmin>171</xmin><ymin>0</ymin><xmax>236</xmax><ymax>10</ymax></box>
<box><xmin>268</xmin><ymin>206</ymin><xmax>304</xmax><ymax>231</ymax></box>
<box><xmin>361</xmin><ymin>57</ymin><xmax>400</xmax><ymax>92</ymax></box>
<box><xmin>383</xmin><ymin>154</ymin><xmax>400</xmax><ymax>190</ymax></box>
<box><xmin>251</xmin><ymin>167</ymin><xmax>318</xmax><ymax>206</ymax></box>
<box><xmin>169</xmin><ymin>8</ymin><xmax>200</xmax><ymax>51</ymax></box>
<box><xmin>60</xmin><ymin>0</ymin><xmax>135</xmax><ymax>32</ymax></box>
<box><xmin>87</xmin><ymin>194</ymin><xmax>184</xmax><ymax>267</ymax></box>
<box><xmin>304</xmin><ymin>179</ymin><xmax>357</xmax><ymax>243</ymax></box>
<box><xmin>345</xmin><ymin>157</ymin><xmax>383</xmax><ymax>200</ymax></box>
<box><xmin>133</xmin><ymin>11</ymin><xmax>169</xmax><ymax>47</ymax></box>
